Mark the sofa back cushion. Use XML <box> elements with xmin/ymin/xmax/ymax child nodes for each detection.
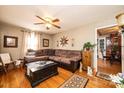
<box><xmin>35</xmin><ymin>49</ymin><xmax>55</xmax><ymax>56</ymax></box>
<box><xmin>67</xmin><ymin>50</ymin><xmax>81</xmax><ymax>58</ymax></box>
<box><xmin>55</xmin><ymin>49</ymin><xmax>81</xmax><ymax>59</ymax></box>
<box><xmin>26</xmin><ymin>49</ymin><xmax>36</xmax><ymax>56</ymax></box>
<box><xmin>35</xmin><ymin>50</ymin><xmax>43</xmax><ymax>56</ymax></box>
<box><xmin>30</xmin><ymin>49</ymin><xmax>81</xmax><ymax>59</ymax></box>
<box><xmin>55</xmin><ymin>49</ymin><xmax>66</xmax><ymax>57</ymax></box>
<box><xmin>47</xmin><ymin>49</ymin><xmax>55</xmax><ymax>56</ymax></box>
<box><xmin>35</xmin><ymin>49</ymin><xmax>48</xmax><ymax>56</ymax></box>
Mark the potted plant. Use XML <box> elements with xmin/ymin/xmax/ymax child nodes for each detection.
<box><xmin>83</xmin><ymin>42</ymin><xmax>96</xmax><ymax>51</ymax></box>
<box><xmin>112</xmin><ymin>45</ymin><xmax>119</xmax><ymax>52</ymax></box>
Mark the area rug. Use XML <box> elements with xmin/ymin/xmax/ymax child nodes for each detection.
<box><xmin>96</xmin><ymin>72</ymin><xmax>111</xmax><ymax>81</ymax></box>
<box><xmin>59</xmin><ymin>74</ymin><xmax>88</xmax><ymax>88</ymax></box>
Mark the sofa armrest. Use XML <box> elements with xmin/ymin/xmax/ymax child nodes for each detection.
<box><xmin>70</xmin><ymin>60</ymin><xmax>80</xmax><ymax>72</ymax></box>
<box><xmin>24</xmin><ymin>56</ymin><xmax>36</xmax><ymax>63</ymax></box>
<box><xmin>70</xmin><ymin>57</ymin><xmax>81</xmax><ymax>62</ymax></box>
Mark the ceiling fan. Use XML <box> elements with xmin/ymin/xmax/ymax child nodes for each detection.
<box><xmin>34</xmin><ymin>15</ymin><xmax>61</xmax><ymax>30</ymax></box>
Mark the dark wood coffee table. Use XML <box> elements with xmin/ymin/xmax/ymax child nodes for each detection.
<box><xmin>25</xmin><ymin>61</ymin><xmax>58</xmax><ymax>87</ymax></box>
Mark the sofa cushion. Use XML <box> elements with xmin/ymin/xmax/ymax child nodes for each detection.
<box><xmin>36</xmin><ymin>56</ymin><xmax>49</xmax><ymax>60</ymax></box>
<box><xmin>35</xmin><ymin>50</ymin><xmax>44</xmax><ymax>56</ymax></box>
<box><xmin>55</xmin><ymin>49</ymin><xmax>81</xmax><ymax>58</ymax></box>
<box><xmin>46</xmin><ymin>49</ymin><xmax>55</xmax><ymax>56</ymax></box>
<box><xmin>55</xmin><ymin>50</ymin><xmax>65</xmax><ymax>57</ymax></box>
<box><xmin>49</xmin><ymin>56</ymin><xmax>55</xmax><ymax>60</ymax></box>
<box><xmin>66</xmin><ymin>51</ymin><xmax>81</xmax><ymax>58</ymax></box>
<box><xmin>70</xmin><ymin>57</ymin><xmax>81</xmax><ymax>62</ymax></box>
<box><xmin>60</xmin><ymin>58</ymin><xmax>71</xmax><ymax>64</ymax></box>
<box><xmin>35</xmin><ymin>49</ymin><xmax>55</xmax><ymax>56</ymax></box>
<box><xmin>26</xmin><ymin>52</ymin><xmax>36</xmax><ymax>56</ymax></box>
<box><xmin>55</xmin><ymin>50</ymin><xmax>61</xmax><ymax>56</ymax></box>
<box><xmin>25</xmin><ymin>55</ymin><xmax>35</xmax><ymax>58</ymax></box>
<box><xmin>49</xmin><ymin>56</ymin><xmax>61</xmax><ymax>62</ymax></box>
<box><xmin>25</xmin><ymin>56</ymin><xmax>49</xmax><ymax>62</ymax></box>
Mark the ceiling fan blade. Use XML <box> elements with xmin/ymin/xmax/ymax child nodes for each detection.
<box><xmin>36</xmin><ymin>15</ymin><xmax>47</xmax><ymax>22</ymax></box>
<box><xmin>34</xmin><ymin>23</ymin><xmax>44</xmax><ymax>25</ymax></box>
<box><xmin>52</xmin><ymin>23</ymin><xmax>61</xmax><ymax>29</ymax></box>
<box><xmin>36</xmin><ymin>15</ymin><xmax>61</xmax><ymax>29</ymax></box>
<box><xmin>52</xmin><ymin>19</ymin><xmax>60</xmax><ymax>22</ymax></box>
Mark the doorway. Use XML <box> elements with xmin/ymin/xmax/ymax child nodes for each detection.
<box><xmin>97</xmin><ymin>25</ymin><xmax>122</xmax><ymax>74</ymax></box>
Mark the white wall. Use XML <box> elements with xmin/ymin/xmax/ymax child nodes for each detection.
<box><xmin>52</xmin><ymin>17</ymin><xmax>119</xmax><ymax>71</ymax></box>
<box><xmin>0</xmin><ymin>23</ymin><xmax>52</xmax><ymax>60</ymax></box>
<box><xmin>53</xmin><ymin>24</ymin><xmax>95</xmax><ymax>50</ymax></box>
<box><xmin>40</xmin><ymin>33</ymin><xmax>53</xmax><ymax>49</ymax></box>
<box><xmin>0</xmin><ymin>23</ymin><xmax>23</xmax><ymax>60</ymax></box>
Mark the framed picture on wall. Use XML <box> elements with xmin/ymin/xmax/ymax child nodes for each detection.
<box><xmin>43</xmin><ymin>39</ymin><xmax>49</xmax><ymax>47</ymax></box>
<box><xmin>4</xmin><ymin>35</ymin><xmax>18</xmax><ymax>48</ymax></box>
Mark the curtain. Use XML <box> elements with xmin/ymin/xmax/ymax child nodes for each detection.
<box><xmin>29</xmin><ymin>32</ymin><xmax>41</xmax><ymax>50</ymax></box>
<box><xmin>20</xmin><ymin>31</ymin><xmax>30</xmax><ymax>58</ymax></box>
<box><xmin>20</xmin><ymin>31</ymin><xmax>41</xmax><ymax>58</ymax></box>
<box><xmin>35</xmin><ymin>32</ymin><xmax>41</xmax><ymax>50</ymax></box>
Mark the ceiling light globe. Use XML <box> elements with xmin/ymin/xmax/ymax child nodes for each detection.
<box><xmin>116</xmin><ymin>13</ymin><xmax>124</xmax><ymax>29</ymax></box>
<box><xmin>46</xmin><ymin>23</ymin><xmax>51</xmax><ymax>28</ymax></box>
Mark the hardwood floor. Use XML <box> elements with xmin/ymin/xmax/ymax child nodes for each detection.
<box><xmin>97</xmin><ymin>58</ymin><xmax>121</xmax><ymax>74</ymax></box>
<box><xmin>0</xmin><ymin>66</ymin><xmax>116</xmax><ymax>88</ymax></box>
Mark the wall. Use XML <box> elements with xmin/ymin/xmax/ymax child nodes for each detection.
<box><xmin>53</xmin><ymin>24</ymin><xmax>95</xmax><ymax>50</ymax></box>
<box><xmin>53</xmin><ymin>18</ymin><xmax>116</xmax><ymax>50</ymax></box>
<box><xmin>52</xmin><ymin>17</ymin><xmax>119</xmax><ymax>71</ymax></box>
<box><xmin>40</xmin><ymin>33</ymin><xmax>53</xmax><ymax>49</ymax></box>
<box><xmin>0</xmin><ymin>23</ymin><xmax>52</xmax><ymax>60</ymax></box>
<box><xmin>0</xmin><ymin>23</ymin><xmax>23</xmax><ymax>60</ymax></box>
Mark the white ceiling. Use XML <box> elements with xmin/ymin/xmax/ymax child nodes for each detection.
<box><xmin>0</xmin><ymin>5</ymin><xmax>124</xmax><ymax>34</ymax></box>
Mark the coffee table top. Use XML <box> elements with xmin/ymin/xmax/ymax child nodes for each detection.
<box><xmin>26</xmin><ymin>61</ymin><xmax>57</xmax><ymax>72</ymax></box>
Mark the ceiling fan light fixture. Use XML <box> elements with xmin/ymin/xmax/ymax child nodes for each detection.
<box><xmin>45</xmin><ymin>23</ymin><xmax>52</xmax><ymax>29</ymax></box>
<box><xmin>44</xmin><ymin>17</ymin><xmax>52</xmax><ymax>22</ymax></box>
<box><xmin>116</xmin><ymin>13</ymin><xmax>124</xmax><ymax>29</ymax></box>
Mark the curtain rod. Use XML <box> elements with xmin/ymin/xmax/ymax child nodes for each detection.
<box><xmin>20</xmin><ymin>30</ymin><xmax>43</xmax><ymax>34</ymax></box>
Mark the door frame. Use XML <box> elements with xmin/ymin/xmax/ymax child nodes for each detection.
<box><xmin>95</xmin><ymin>24</ymin><xmax>123</xmax><ymax>73</ymax></box>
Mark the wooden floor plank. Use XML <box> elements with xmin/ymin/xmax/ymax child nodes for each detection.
<box><xmin>0</xmin><ymin>59</ymin><xmax>119</xmax><ymax>88</ymax></box>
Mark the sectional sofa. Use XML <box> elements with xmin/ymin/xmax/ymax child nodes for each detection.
<box><xmin>24</xmin><ymin>49</ymin><xmax>82</xmax><ymax>72</ymax></box>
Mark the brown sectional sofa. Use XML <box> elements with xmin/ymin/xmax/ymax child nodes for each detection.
<box><xmin>24</xmin><ymin>49</ymin><xmax>81</xmax><ymax>72</ymax></box>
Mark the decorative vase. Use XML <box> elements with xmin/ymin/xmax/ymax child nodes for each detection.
<box><xmin>87</xmin><ymin>66</ymin><xmax>93</xmax><ymax>76</ymax></box>
<box><xmin>79</xmin><ymin>62</ymin><xmax>83</xmax><ymax>72</ymax></box>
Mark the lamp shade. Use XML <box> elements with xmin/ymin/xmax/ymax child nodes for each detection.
<box><xmin>116</xmin><ymin>13</ymin><xmax>124</xmax><ymax>27</ymax></box>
